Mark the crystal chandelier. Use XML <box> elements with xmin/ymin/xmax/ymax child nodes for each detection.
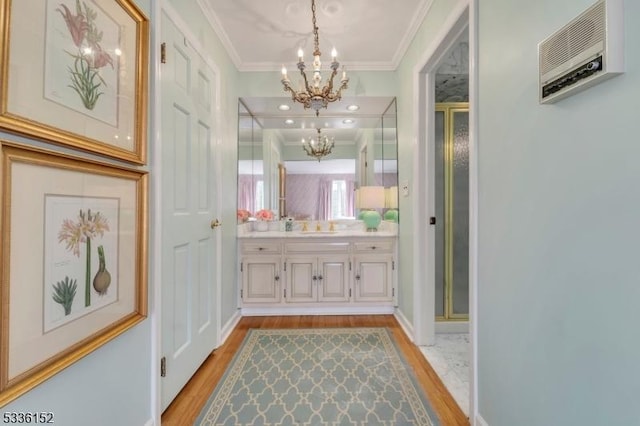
<box><xmin>302</xmin><ymin>128</ymin><xmax>335</xmax><ymax>161</ymax></box>
<box><xmin>280</xmin><ymin>0</ymin><xmax>349</xmax><ymax>116</ymax></box>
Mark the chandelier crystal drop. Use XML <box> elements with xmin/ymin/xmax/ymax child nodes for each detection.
<box><xmin>302</xmin><ymin>128</ymin><xmax>335</xmax><ymax>161</ymax></box>
<box><xmin>280</xmin><ymin>0</ymin><xmax>349</xmax><ymax>116</ymax></box>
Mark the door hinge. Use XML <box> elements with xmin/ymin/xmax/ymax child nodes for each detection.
<box><xmin>240</xmin><ymin>289</ymin><xmax>243</xmax><ymax>299</ymax></box>
<box><xmin>160</xmin><ymin>42</ymin><xmax>166</xmax><ymax>64</ymax></box>
<box><xmin>349</xmin><ymin>288</ymin><xmax>352</xmax><ymax>297</ymax></box>
<box><xmin>392</xmin><ymin>288</ymin><xmax>395</xmax><ymax>297</ymax></box>
<box><xmin>392</xmin><ymin>260</ymin><xmax>395</xmax><ymax>270</ymax></box>
<box><xmin>284</xmin><ymin>288</ymin><xmax>287</xmax><ymax>298</ymax></box>
<box><xmin>349</xmin><ymin>261</ymin><xmax>352</xmax><ymax>271</ymax></box>
<box><xmin>240</xmin><ymin>262</ymin><xmax>243</xmax><ymax>272</ymax></box>
<box><xmin>284</xmin><ymin>262</ymin><xmax>287</xmax><ymax>272</ymax></box>
<box><xmin>160</xmin><ymin>356</ymin><xmax>167</xmax><ymax>377</ymax></box>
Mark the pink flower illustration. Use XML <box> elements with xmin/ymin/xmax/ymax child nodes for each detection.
<box><xmin>56</xmin><ymin>3</ymin><xmax>88</xmax><ymax>48</ymax></box>
<box><xmin>57</xmin><ymin>209</ymin><xmax>109</xmax><ymax>307</ymax></box>
<box><xmin>58</xmin><ymin>0</ymin><xmax>114</xmax><ymax>110</ymax></box>
<box><xmin>89</xmin><ymin>45</ymin><xmax>114</xmax><ymax>69</ymax></box>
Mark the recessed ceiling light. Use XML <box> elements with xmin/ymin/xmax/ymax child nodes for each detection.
<box><xmin>343</xmin><ymin>119</ymin><xmax>354</xmax><ymax>124</ymax></box>
<box><xmin>278</xmin><ymin>104</ymin><xmax>291</xmax><ymax>111</ymax></box>
<box><xmin>284</xmin><ymin>119</ymin><xmax>294</xmax><ymax>124</ymax></box>
<box><xmin>346</xmin><ymin>104</ymin><xmax>360</xmax><ymax>111</ymax></box>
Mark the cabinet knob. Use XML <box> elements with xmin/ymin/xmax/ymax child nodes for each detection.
<box><xmin>274</xmin><ymin>275</ymin><xmax>280</xmax><ymax>281</ymax></box>
<box><xmin>318</xmin><ymin>275</ymin><xmax>323</xmax><ymax>280</ymax></box>
<box><xmin>355</xmin><ymin>274</ymin><xmax>360</xmax><ymax>280</ymax></box>
<box><xmin>312</xmin><ymin>275</ymin><xmax>317</xmax><ymax>281</ymax></box>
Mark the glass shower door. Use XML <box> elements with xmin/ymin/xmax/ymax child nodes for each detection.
<box><xmin>435</xmin><ymin>104</ymin><xmax>469</xmax><ymax>320</ymax></box>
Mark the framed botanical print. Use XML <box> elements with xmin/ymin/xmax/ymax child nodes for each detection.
<box><xmin>0</xmin><ymin>141</ymin><xmax>148</xmax><ymax>406</ymax></box>
<box><xmin>0</xmin><ymin>0</ymin><xmax>149</xmax><ymax>164</ymax></box>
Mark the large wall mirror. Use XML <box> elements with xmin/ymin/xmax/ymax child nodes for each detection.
<box><xmin>237</xmin><ymin>97</ymin><xmax>398</xmax><ymax>223</ymax></box>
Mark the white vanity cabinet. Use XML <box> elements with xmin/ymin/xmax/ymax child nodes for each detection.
<box><xmin>285</xmin><ymin>255</ymin><xmax>350</xmax><ymax>303</ymax></box>
<box><xmin>284</xmin><ymin>241</ymin><xmax>350</xmax><ymax>304</ymax></box>
<box><xmin>353</xmin><ymin>241</ymin><xmax>395</xmax><ymax>302</ymax></box>
<box><xmin>238</xmin><ymin>234</ymin><xmax>397</xmax><ymax>314</ymax></box>
<box><xmin>240</xmin><ymin>241</ymin><xmax>282</xmax><ymax>304</ymax></box>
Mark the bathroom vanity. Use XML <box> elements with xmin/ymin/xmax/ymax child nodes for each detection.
<box><xmin>238</xmin><ymin>221</ymin><xmax>397</xmax><ymax>315</ymax></box>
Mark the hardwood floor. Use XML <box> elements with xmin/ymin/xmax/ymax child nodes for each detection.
<box><xmin>161</xmin><ymin>315</ymin><xmax>469</xmax><ymax>426</ymax></box>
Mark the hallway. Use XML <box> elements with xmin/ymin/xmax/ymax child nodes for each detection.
<box><xmin>161</xmin><ymin>315</ymin><xmax>469</xmax><ymax>426</ymax></box>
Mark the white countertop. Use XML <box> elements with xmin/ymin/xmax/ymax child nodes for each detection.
<box><xmin>238</xmin><ymin>230</ymin><xmax>397</xmax><ymax>238</ymax></box>
<box><xmin>237</xmin><ymin>220</ymin><xmax>397</xmax><ymax>239</ymax></box>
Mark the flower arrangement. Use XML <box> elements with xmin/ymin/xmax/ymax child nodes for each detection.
<box><xmin>255</xmin><ymin>209</ymin><xmax>274</xmax><ymax>221</ymax></box>
<box><xmin>237</xmin><ymin>209</ymin><xmax>251</xmax><ymax>223</ymax></box>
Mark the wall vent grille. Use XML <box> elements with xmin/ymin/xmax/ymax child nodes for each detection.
<box><xmin>538</xmin><ymin>0</ymin><xmax>623</xmax><ymax>104</ymax></box>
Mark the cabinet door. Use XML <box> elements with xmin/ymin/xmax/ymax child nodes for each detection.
<box><xmin>286</xmin><ymin>257</ymin><xmax>317</xmax><ymax>303</ymax></box>
<box><xmin>354</xmin><ymin>255</ymin><xmax>394</xmax><ymax>302</ymax></box>
<box><xmin>317</xmin><ymin>256</ymin><xmax>350</xmax><ymax>302</ymax></box>
<box><xmin>242</xmin><ymin>256</ymin><xmax>281</xmax><ymax>303</ymax></box>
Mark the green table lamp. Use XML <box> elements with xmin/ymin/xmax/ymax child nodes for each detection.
<box><xmin>358</xmin><ymin>186</ymin><xmax>385</xmax><ymax>231</ymax></box>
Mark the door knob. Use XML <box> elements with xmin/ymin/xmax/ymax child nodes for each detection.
<box><xmin>210</xmin><ymin>219</ymin><xmax>221</xmax><ymax>229</ymax></box>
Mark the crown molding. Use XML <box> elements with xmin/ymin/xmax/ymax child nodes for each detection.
<box><xmin>391</xmin><ymin>0</ymin><xmax>436</xmax><ymax>69</ymax></box>
<box><xmin>196</xmin><ymin>0</ymin><xmax>243</xmax><ymax>69</ymax></box>
<box><xmin>197</xmin><ymin>0</ymin><xmax>436</xmax><ymax>73</ymax></box>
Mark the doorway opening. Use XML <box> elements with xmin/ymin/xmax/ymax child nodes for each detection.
<box><xmin>412</xmin><ymin>1</ymin><xmax>475</xmax><ymax>419</ymax></box>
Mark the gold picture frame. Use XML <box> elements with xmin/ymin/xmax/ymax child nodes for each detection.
<box><xmin>0</xmin><ymin>0</ymin><xmax>149</xmax><ymax>164</ymax></box>
<box><xmin>0</xmin><ymin>141</ymin><xmax>148</xmax><ymax>406</ymax></box>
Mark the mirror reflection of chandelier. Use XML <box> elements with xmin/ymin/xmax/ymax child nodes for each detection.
<box><xmin>280</xmin><ymin>0</ymin><xmax>349</xmax><ymax>116</ymax></box>
<box><xmin>302</xmin><ymin>128</ymin><xmax>334</xmax><ymax>161</ymax></box>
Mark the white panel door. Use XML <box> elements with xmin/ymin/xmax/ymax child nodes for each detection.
<box><xmin>160</xmin><ymin>12</ymin><xmax>219</xmax><ymax>410</ymax></box>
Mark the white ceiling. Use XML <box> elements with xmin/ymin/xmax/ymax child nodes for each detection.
<box><xmin>210</xmin><ymin>0</ymin><xmax>465</xmax><ymax>146</ymax></box>
<box><xmin>198</xmin><ymin>0</ymin><xmax>434</xmax><ymax>71</ymax></box>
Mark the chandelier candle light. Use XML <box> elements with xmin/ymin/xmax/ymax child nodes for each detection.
<box><xmin>303</xmin><ymin>128</ymin><xmax>335</xmax><ymax>161</ymax></box>
<box><xmin>280</xmin><ymin>0</ymin><xmax>349</xmax><ymax>116</ymax></box>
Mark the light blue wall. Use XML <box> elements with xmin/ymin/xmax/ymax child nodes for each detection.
<box><xmin>0</xmin><ymin>1</ymin><xmax>153</xmax><ymax>425</ymax></box>
<box><xmin>477</xmin><ymin>1</ymin><xmax>640</xmax><ymax>425</ymax></box>
<box><xmin>395</xmin><ymin>0</ymin><xmax>466</xmax><ymax>326</ymax></box>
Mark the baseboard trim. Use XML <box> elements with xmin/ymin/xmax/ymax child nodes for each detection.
<box><xmin>476</xmin><ymin>414</ymin><xmax>489</xmax><ymax>426</ymax></box>
<box><xmin>435</xmin><ymin>321</ymin><xmax>469</xmax><ymax>333</ymax></box>
<box><xmin>220</xmin><ymin>310</ymin><xmax>242</xmax><ymax>344</ymax></box>
<box><xmin>394</xmin><ymin>308</ymin><xmax>415</xmax><ymax>341</ymax></box>
<box><xmin>241</xmin><ymin>306</ymin><xmax>395</xmax><ymax>316</ymax></box>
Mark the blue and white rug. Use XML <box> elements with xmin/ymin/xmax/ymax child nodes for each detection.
<box><xmin>196</xmin><ymin>328</ymin><xmax>439</xmax><ymax>425</ymax></box>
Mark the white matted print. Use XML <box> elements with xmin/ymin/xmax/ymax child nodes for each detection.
<box><xmin>43</xmin><ymin>195</ymin><xmax>119</xmax><ymax>333</ymax></box>
<box><xmin>44</xmin><ymin>0</ymin><xmax>120</xmax><ymax>126</ymax></box>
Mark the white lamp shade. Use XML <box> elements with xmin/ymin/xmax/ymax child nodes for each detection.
<box><xmin>385</xmin><ymin>186</ymin><xmax>398</xmax><ymax>209</ymax></box>
<box><xmin>359</xmin><ymin>186</ymin><xmax>385</xmax><ymax>209</ymax></box>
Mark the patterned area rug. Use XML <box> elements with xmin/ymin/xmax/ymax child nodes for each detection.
<box><xmin>196</xmin><ymin>328</ymin><xmax>439</xmax><ymax>425</ymax></box>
